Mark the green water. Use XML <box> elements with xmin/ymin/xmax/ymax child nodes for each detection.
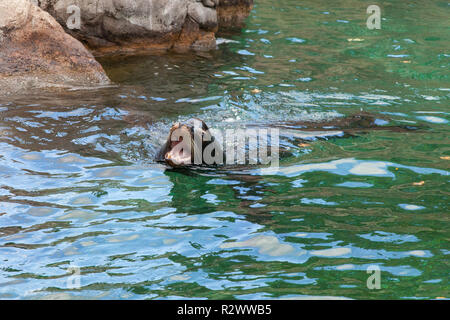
<box><xmin>0</xmin><ymin>0</ymin><xmax>449</xmax><ymax>299</ymax></box>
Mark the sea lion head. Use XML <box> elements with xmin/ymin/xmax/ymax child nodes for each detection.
<box><xmin>158</xmin><ymin>118</ymin><xmax>213</xmax><ymax>167</ymax></box>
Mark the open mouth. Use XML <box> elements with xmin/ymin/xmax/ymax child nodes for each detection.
<box><xmin>165</xmin><ymin>136</ymin><xmax>192</xmax><ymax>167</ymax></box>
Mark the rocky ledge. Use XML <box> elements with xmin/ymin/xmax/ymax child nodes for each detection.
<box><xmin>38</xmin><ymin>0</ymin><xmax>254</xmax><ymax>54</ymax></box>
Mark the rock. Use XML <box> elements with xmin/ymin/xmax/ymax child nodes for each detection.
<box><xmin>0</xmin><ymin>0</ymin><xmax>110</xmax><ymax>96</ymax></box>
<box><xmin>37</xmin><ymin>0</ymin><xmax>252</xmax><ymax>54</ymax></box>
<box><xmin>38</xmin><ymin>0</ymin><xmax>218</xmax><ymax>53</ymax></box>
<box><xmin>217</xmin><ymin>0</ymin><xmax>254</xmax><ymax>29</ymax></box>
<box><xmin>188</xmin><ymin>1</ymin><xmax>218</xmax><ymax>32</ymax></box>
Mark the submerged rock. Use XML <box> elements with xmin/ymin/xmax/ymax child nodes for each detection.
<box><xmin>38</xmin><ymin>0</ymin><xmax>253</xmax><ymax>54</ymax></box>
<box><xmin>0</xmin><ymin>0</ymin><xmax>110</xmax><ymax>96</ymax></box>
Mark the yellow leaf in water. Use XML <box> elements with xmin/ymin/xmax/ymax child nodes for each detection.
<box><xmin>401</xmin><ymin>60</ymin><xmax>411</xmax><ymax>63</ymax></box>
<box><xmin>347</xmin><ymin>38</ymin><xmax>364</xmax><ymax>42</ymax></box>
<box><xmin>412</xmin><ymin>181</ymin><xmax>425</xmax><ymax>186</ymax></box>
<box><xmin>440</xmin><ymin>156</ymin><xmax>450</xmax><ymax>160</ymax></box>
<box><xmin>251</xmin><ymin>89</ymin><xmax>262</xmax><ymax>94</ymax></box>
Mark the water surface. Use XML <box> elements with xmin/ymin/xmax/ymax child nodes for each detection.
<box><xmin>0</xmin><ymin>0</ymin><xmax>449</xmax><ymax>299</ymax></box>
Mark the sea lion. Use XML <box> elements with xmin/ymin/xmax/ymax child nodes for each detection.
<box><xmin>156</xmin><ymin>118</ymin><xmax>222</xmax><ymax>167</ymax></box>
<box><xmin>157</xmin><ymin>113</ymin><xmax>420</xmax><ymax>168</ymax></box>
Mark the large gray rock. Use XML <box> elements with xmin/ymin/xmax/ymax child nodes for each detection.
<box><xmin>0</xmin><ymin>0</ymin><xmax>110</xmax><ymax>96</ymax></box>
<box><xmin>37</xmin><ymin>0</ymin><xmax>253</xmax><ymax>53</ymax></box>
<box><xmin>38</xmin><ymin>0</ymin><xmax>220</xmax><ymax>53</ymax></box>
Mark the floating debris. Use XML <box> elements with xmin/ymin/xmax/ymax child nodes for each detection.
<box><xmin>298</xmin><ymin>143</ymin><xmax>311</xmax><ymax>147</ymax></box>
